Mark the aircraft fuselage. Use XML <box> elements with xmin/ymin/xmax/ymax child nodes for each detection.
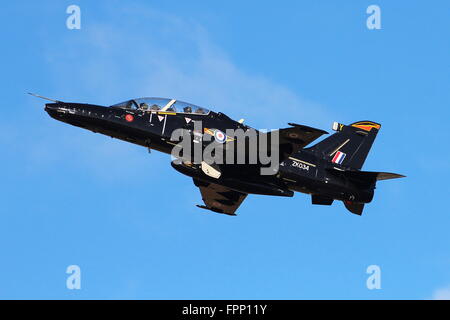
<box><xmin>45</xmin><ymin>101</ymin><xmax>374</xmax><ymax>206</ymax></box>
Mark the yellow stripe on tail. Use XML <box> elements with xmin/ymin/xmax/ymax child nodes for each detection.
<box><xmin>351</xmin><ymin>121</ymin><xmax>381</xmax><ymax>132</ymax></box>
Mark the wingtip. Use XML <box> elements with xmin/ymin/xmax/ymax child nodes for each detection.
<box><xmin>196</xmin><ymin>204</ymin><xmax>237</xmax><ymax>216</ymax></box>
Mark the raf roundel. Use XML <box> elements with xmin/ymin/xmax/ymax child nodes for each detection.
<box><xmin>214</xmin><ymin>130</ymin><xmax>227</xmax><ymax>143</ymax></box>
<box><xmin>125</xmin><ymin>114</ymin><xmax>134</xmax><ymax>122</ymax></box>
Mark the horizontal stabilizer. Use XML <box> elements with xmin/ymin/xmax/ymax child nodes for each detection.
<box><xmin>375</xmin><ymin>172</ymin><xmax>406</xmax><ymax>181</ymax></box>
<box><xmin>327</xmin><ymin>168</ymin><xmax>405</xmax><ymax>184</ymax></box>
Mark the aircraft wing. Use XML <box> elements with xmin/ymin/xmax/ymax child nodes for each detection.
<box><xmin>264</xmin><ymin>123</ymin><xmax>328</xmax><ymax>161</ymax></box>
<box><xmin>193</xmin><ymin>178</ymin><xmax>247</xmax><ymax>216</ymax></box>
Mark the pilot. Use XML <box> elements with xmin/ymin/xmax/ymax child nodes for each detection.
<box><xmin>150</xmin><ymin>104</ymin><xmax>160</xmax><ymax>111</ymax></box>
<box><xmin>140</xmin><ymin>103</ymin><xmax>149</xmax><ymax>110</ymax></box>
<box><xmin>195</xmin><ymin>108</ymin><xmax>206</xmax><ymax>114</ymax></box>
<box><xmin>183</xmin><ymin>106</ymin><xmax>192</xmax><ymax>113</ymax></box>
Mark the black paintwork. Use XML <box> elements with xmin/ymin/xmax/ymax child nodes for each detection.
<box><xmin>42</xmin><ymin>96</ymin><xmax>405</xmax><ymax>216</ymax></box>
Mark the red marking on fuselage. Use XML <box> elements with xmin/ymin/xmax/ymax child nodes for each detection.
<box><xmin>125</xmin><ymin>114</ymin><xmax>134</xmax><ymax>122</ymax></box>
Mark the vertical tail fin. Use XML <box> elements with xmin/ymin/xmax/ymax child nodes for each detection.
<box><xmin>308</xmin><ymin>121</ymin><xmax>381</xmax><ymax>169</ymax></box>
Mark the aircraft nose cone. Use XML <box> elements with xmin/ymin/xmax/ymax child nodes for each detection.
<box><xmin>45</xmin><ymin>102</ymin><xmax>68</xmax><ymax>119</ymax></box>
<box><xmin>45</xmin><ymin>103</ymin><xmax>61</xmax><ymax>112</ymax></box>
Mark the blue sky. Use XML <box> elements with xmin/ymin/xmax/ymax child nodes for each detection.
<box><xmin>0</xmin><ymin>0</ymin><xmax>449</xmax><ymax>299</ymax></box>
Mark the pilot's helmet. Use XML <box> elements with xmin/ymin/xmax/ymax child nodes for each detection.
<box><xmin>150</xmin><ymin>104</ymin><xmax>160</xmax><ymax>110</ymax></box>
<box><xmin>140</xmin><ymin>103</ymin><xmax>149</xmax><ymax>110</ymax></box>
<box><xmin>196</xmin><ymin>108</ymin><xmax>206</xmax><ymax>114</ymax></box>
<box><xmin>183</xmin><ymin>106</ymin><xmax>192</xmax><ymax>113</ymax></box>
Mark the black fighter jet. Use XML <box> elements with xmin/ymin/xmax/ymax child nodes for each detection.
<box><xmin>35</xmin><ymin>93</ymin><xmax>405</xmax><ymax>216</ymax></box>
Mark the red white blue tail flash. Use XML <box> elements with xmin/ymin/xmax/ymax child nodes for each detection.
<box><xmin>332</xmin><ymin>151</ymin><xmax>346</xmax><ymax>164</ymax></box>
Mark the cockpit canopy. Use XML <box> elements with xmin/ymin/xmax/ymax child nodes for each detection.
<box><xmin>111</xmin><ymin>97</ymin><xmax>210</xmax><ymax>115</ymax></box>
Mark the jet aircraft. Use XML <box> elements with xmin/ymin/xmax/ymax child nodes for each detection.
<box><xmin>34</xmin><ymin>93</ymin><xmax>405</xmax><ymax>216</ymax></box>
